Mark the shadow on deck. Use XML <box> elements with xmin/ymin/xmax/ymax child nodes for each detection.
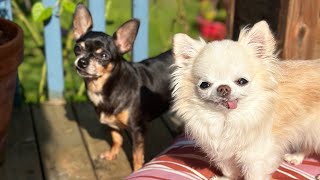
<box><xmin>0</xmin><ymin>102</ymin><xmax>183</xmax><ymax>180</ymax></box>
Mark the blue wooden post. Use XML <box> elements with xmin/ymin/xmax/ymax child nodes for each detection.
<box><xmin>43</xmin><ymin>0</ymin><xmax>64</xmax><ymax>101</ymax></box>
<box><xmin>0</xmin><ymin>0</ymin><xmax>12</xmax><ymax>20</ymax></box>
<box><xmin>89</xmin><ymin>0</ymin><xmax>105</xmax><ymax>32</ymax></box>
<box><xmin>132</xmin><ymin>0</ymin><xmax>149</xmax><ymax>62</ymax></box>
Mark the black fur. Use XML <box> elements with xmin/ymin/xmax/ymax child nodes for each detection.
<box><xmin>95</xmin><ymin>50</ymin><xmax>173</xmax><ymax>123</ymax></box>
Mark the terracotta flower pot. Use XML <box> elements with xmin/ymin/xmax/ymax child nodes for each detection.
<box><xmin>0</xmin><ymin>18</ymin><xmax>23</xmax><ymax>163</ymax></box>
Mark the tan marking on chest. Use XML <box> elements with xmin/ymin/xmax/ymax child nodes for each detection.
<box><xmin>87</xmin><ymin>91</ymin><xmax>103</xmax><ymax>106</ymax></box>
<box><xmin>100</xmin><ymin>109</ymin><xmax>130</xmax><ymax>129</ymax></box>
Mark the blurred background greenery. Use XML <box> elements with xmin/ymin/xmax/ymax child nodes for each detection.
<box><xmin>12</xmin><ymin>0</ymin><xmax>201</xmax><ymax>103</ymax></box>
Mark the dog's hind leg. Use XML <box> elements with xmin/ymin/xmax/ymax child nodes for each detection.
<box><xmin>131</xmin><ymin>130</ymin><xmax>145</xmax><ymax>171</ymax></box>
<box><xmin>100</xmin><ymin>129</ymin><xmax>123</xmax><ymax>160</ymax></box>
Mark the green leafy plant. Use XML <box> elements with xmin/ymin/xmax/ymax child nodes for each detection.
<box><xmin>31</xmin><ymin>0</ymin><xmax>76</xmax><ymax>22</ymax></box>
<box><xmin>199</xmin><ymin>0</ymin><xmax>227</xmax><ymax>22</ymax></box>
<box><xmin>15</xmin><ymin>0</ymin><xmax>78</xmax><ymax>103</ymax></box>
<box><xmin>31</xmin><ymin>2</ymin><xmax>52</xmax><ymax>22</ymax></box>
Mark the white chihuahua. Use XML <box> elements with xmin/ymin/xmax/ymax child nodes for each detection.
<box><xmin>171</xmin><ymin>21</ymin><xmax>320</xmax><ymax>180</ymax></box>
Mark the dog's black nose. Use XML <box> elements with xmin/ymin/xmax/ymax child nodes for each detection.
<box><xmin>78</xmin><ymin>58</ymin><xmax>88</xmax><ymax>69</ymax></box>
<box><xmin>217</xmin><ymin>85</ymin><xmax>231</xmax><ymax>98</ymax></box>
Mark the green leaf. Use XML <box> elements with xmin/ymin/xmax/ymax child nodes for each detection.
<box><xmin>215</xmin><ymin>9</ymin><xmax>227</xmax><ymax>22</ymax></box>
<box><xmin>62</xmin><ymin>0</ymin><xmax>76</xmax><ymax>13</ymax></box>
<box><xmin>31</xmin><ymin>2</ymin><xmax>53</xmax><ymax>22</ymax></box>
<box><xmin>39</xmin><ymin>7</ymin><xmax>53</xmax><ymax>22</ymax></box>
<box><xmin>31</xmin><ymin>2</ymin><xmax>45</xmax><ymax>21</ymax></box>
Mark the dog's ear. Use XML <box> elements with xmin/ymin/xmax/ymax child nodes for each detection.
<box><xmin>113</xmin><ymin>19</ymin><xmax>140</xmax><ymax>54</ymax></box>
<box><xmin>238</xmin><ymin>20</ymin><xmax>276</xmax><ymax>59</ymax></box>
<box><xmin>173</xmin><ymin>33</ymin><xmax>206</xmax><ymax>67</ymax></box>
<box><xmin>73</xmin><ymin>3</ymin><xmax>93</xmax><ymax>40</ymax></box>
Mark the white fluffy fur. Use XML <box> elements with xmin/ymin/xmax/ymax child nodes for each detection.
<box><xmin>171</xmin><ymin>21</ymin><xmax>320</xmax><ymax>180</ymax></box>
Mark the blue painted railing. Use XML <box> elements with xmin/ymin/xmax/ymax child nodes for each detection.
<box><xmin>88</xmin><ymin>0</ymin><xmax>105</xmax><ymax>32</ymax></box>
<box><xmin>42</xmin><ymin>0</ymin><xmax>64</xmax><ymax>101</ymax></box>
<box><xmin>0</xmin><ymin>0</ymin><xmax>12</xmax><ymax>20</ymax></box>
<box><xmin>132</xmin><ymin>0</ymin><xmax>149</xmax><ymax>62</ymax></box>
<box><xmin>1</xmin><ymin>0</ymin><xmax>149</xmax><ymax>101</ymax></box>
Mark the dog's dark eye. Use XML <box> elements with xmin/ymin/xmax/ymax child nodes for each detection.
<box><xmin>235</xmin><ymin>78</ymin><xmax>249</xmax><ymax>86</ymax></box>
<box><xmin>99</xmin><ymin>53</ymin><xmax>109</xmax><ymax>60</ymax></box>
<box><xmin>74</xmin><ymin>45</ymin><xmax>81</xmax><ymax>55</ymax></box>
<box><xmin>199</xmin><ymin>82</ymin><xmax>211</xmax><ymax>89</ymax></box>
<box><xmin>101</xmin><ymin>53</ymin><xmax>108</xmax><ymax>59</ymax></box>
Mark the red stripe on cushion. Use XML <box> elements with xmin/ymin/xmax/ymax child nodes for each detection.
<box><xmin>273</xmin><ymin>165</ymin><xmax>311</xmax><ymax>180</ymax></box>
<box><xmin>302</xmin><ymin>159</ymin><xmax>320</xmax><ymax>166</ymax></box>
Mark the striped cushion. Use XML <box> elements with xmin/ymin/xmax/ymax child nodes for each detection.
<box><xmin>127</xmin><ymin>135</ymin><xmax>320</xmax><ymax>180</ymax></box>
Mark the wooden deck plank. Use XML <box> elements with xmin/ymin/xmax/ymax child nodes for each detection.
<box><xmin>32</xmin><ymin>103</ymin><xmax>96</xmax><ymax>180</ymax></box>
<box><xmin>1</xmin><ymin>103</ymin><xmax>179</xmax><ymax>179</ymax></box>
<box><xmin>72</xmin><ymin>102</ymin><xmax>132</xmax><ymax>180</ymax></box>
<box><xmin>0</xmin><ymin>105</ymin><xmax>43</xmax><ymax>180</ymax></box>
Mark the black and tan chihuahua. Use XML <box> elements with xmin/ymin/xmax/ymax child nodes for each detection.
<box><xmin>72</xmin><ymin>4</ymin><xmax>173</xmax><ymax>171</ymax></box>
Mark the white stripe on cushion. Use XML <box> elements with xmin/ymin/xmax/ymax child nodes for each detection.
<box><xmin>280</xmin><ymin>163</ymin><xmax>315</xmax><ymax>179</ymax></box>
<box><xmin>146</xmin><ymin>160</ymin><xmax>207</xmax><ymax>180</ymax></box>
<box><xmin>127</xmin><ymin>164</ymin><xmax>202</xmax><ymax>180</ymax></box>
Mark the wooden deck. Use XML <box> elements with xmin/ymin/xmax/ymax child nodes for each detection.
<box><xmin>0</xmin><ymin>102</ymin><xmax>183</xmax><ymax>180</ymax></box>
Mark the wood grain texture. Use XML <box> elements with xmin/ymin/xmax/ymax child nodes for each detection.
<box><xmin>225</xmin><ymin>0</ymin><xmax>236</xmax><ymax>39</ymax></box>
<box><xmin>279</xmin><ymin>0</ymin><xmax>320</xmax><ymax>59</ymax></box>
<box><xmin>2</xmin><ymin>103</ymin><xmax>179</xmax><ymax>179</ymax></box>
<box><xmin>32</xmin><ymin>103</ymin><xmax>96</xmax><ymax>180</ymax></box>
<box><xmin>0</xmin><ymin>105</ymin><xmax>42</xmax><ymax>180</ymax></box>
<box><xmin>72</xmin><ymin>102</ymin><xmax>132</xmax><ymax>180</ymax></box>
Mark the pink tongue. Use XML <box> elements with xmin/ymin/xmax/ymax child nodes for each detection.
<box><xmin>227</xmin><ymin>100</ymin><xmax>238</xmax><ymax>109</ymax></box>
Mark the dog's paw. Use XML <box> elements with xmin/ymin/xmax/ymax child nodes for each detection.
<box><xmin>99</xmin><ymin>151</ymin><xmax>118</xmax><ymax>160</ymax></box>
<box><xmin>133</xmin><ymin>163</ymin><xmax>143</xmax><ymax>171</ymax></box>
<box><xmin>284</xmin><ymin>153</ymin><xmax>304</xmax><ymax>165</ymax></box>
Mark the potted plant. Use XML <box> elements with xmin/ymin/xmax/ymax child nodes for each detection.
<box><xmin>197</xmin><ymin>0</ymin><xmax>227</xmax><ymax>41</ymax></box>
<box><xmin>0</xmin><ymin>17</ymin><xmax>23</xmax><ymax>163</ymax></box>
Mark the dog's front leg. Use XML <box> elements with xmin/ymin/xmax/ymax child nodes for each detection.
<box><xmin>241</xmin><ymin>153</ymin><xmax>277</xmax><ymax>180</ymax></box>
<box><xmin>131</xmin><ymin>129</ymin><xmax>145</xmax><ymax>171</ymax></box>
<box><xmin>242</xmin><ymin>161</ymin><xmax>272</xmax><ymax>180</ymax></box>
<box><xmin>210</xmin><ymin>158</ymin><xmax>240</xmax><ymax>180</ymax></box>
<box><xmin>100</xmin><ymin>129</ymin><xmax>123</xmax><ymax>160</ymax></box>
